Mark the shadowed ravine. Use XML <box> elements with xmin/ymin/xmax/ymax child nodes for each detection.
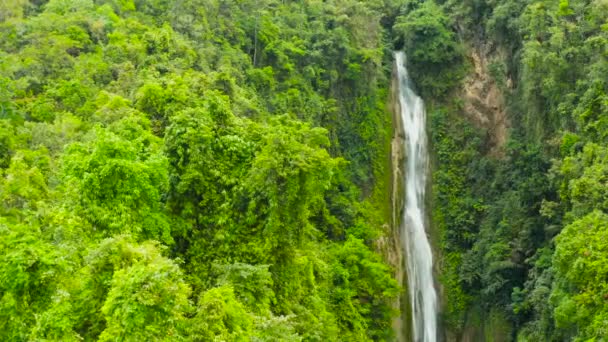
<box><xmin>395</xmin><ymin>51</ymin><xmax>438</xmax><ymax>342</ymax></box>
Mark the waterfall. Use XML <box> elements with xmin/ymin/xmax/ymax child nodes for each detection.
<box><xmin>395</xmin><ymin>51</ymin><xmax>438</xmax><ymax>342</ymax></box>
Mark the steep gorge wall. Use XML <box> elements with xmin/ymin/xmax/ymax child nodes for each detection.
<box><xmin>461</xmin><ymin>45</ymin><xmax>510</xmax><ymax>156</ymax></box>
<box><xmin>384</xmin><ymin>58</ymin><xmax>410</xmax><ymax>342</ymax></box>
<box><xmin>441</xmin><ymin>45</ymin><xmax>513</xmax><ymax>342</ymax></box>
<box><xmin>382</xmin><ymin>16</ymin><xmax>513</xmax><ymax>342</ymax></box>
<box><xmin>385</xmin><ymin>1</ymin><xmax>606</xmax><ymax>340</ymax></box>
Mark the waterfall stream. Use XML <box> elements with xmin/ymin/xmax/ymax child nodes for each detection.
<box><xmin>395</xmin><ymin>51</ymin><xmax>438</xmax><ymax>342</ymax></box>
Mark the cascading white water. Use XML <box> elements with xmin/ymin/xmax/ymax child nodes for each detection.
<box><xmin>395</xmin><ymin>51</ymin><xmax>438</xmax><ymax>342</ymax></box>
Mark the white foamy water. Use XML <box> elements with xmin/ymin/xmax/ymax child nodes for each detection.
<box><xmin>395</xmin><ymin>51</ymin><xmax>437</xmax><ymax>342</ymax></box>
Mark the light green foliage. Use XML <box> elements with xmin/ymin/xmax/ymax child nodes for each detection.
<box><xmin>48</xmin><ymin>236</ymin><xmax>193</xmax><ymax>341</ymax></box>
<box><xmin>62</xmin><ymin>118</ymin><xmax>171</xmax><ymax>242</ymax></box>
<box><xmin>330</xmin><ymin>237</ymin><xmax>400</xmax><ymax>341</ymax></box>
<box><xmin>0</xmin><ymin>148</ymin><xmax>51</xmax><ymax>219</ymax></box>
<box><xmin>98</xmin><ymin>242</ymin><xmax>191</xmax><ymax>341</ymax></box>
<box><xmin>190</xmin><ymin>286</ymin><xmax>254</xmax><ymax>340</ymax></box>
<box><xmin>561</xmin><ymin>143</ymin><xmax>608</xmax><ymax>218</ymax></box>
<box><xmin>0</xmin><ymin>221</ymin><xmax>60</xmax><ymax>341</ymax></box>
<box><xmin>0</xmin><ymin>0</ymin><xmax>398</xmax><ymax>340</ymax></box>
<box><xmin>270</xmin><ymin>251</ymin><xmax>339</xmax><ymax>340</ymax></box>
<box><xmin>0</xmin><ymin>120</ymin><xmax>16</xmax><ymax>168</ymax></box>
<box><xmin>213</xmin><ymin>263</ymin><xmax>274</xmax><ymax>314</ymax></box>
<box><xmin>244</xmin><ymin>117</ymin><xmax>339</xmax><ymax>259</ymax></box>
<box><xmin>552</xmin><ymin>211</ymin><xmax>608</xmax><ymax>340</ymax></box>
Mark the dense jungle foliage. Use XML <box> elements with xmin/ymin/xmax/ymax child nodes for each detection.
<box><xmin>3</xmin><ymin>0</ymin><xmax>608</xmax><ymax>341</ymax></box>
<box><xmin>0</xmin><ymin>0</ymin><xmax>405</xmax><ymax>340</ymax></box>
<box><xmin>418</xmin><ymin>0</ymin><xmax>608</xmax><ymax>340</ymax></box>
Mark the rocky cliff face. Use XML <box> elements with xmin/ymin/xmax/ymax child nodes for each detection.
<box><xmin>446</xmin><ymin>45</ymin><xmax>514</xmax><ymax>342</ymax></box>
<box><xmin>382</xmin><ymin>58</ymin><xmax>410</xmax><ymax>342</ymax></box>
<box><xmin>462</xmin><ymin>46</ymin><xmax>510</xmax><ymax>157</ymax></box>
